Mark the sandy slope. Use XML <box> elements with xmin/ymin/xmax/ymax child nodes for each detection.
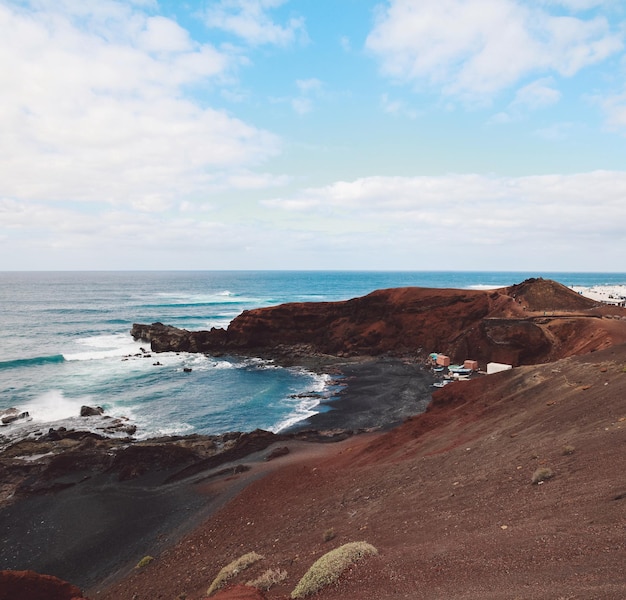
<box><xmin>94</xmin><ymin>343</ymin><xmax>626</xmax><ymax>600</ymax></box>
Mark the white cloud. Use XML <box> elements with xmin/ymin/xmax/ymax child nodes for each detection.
<box><xmin>545</xmin><ymin>0</ymin><xmax>614</xmax><ymax>10</ymax></box>
<box><xmin>290</xmin><ymin>78</ymin><xmax>324</xmax><ymax>115</ymax></box>
<box><xmin>512</xmin><ymin>78</ymin><xmax>562</xmax><ymax>110</ymax></box>
<box><xmin>3</xmin><ymin>171</ymin><xmax>625</xmax><ymax>269</ymax></box>
<box><xmin>296</xmin><ymin>78</ymin><xmax>323</xmax><ymax>94</ymax></box>
<box><xmin>263</xmin><ymin>172</ymin><xmax>626</xmax><ymax>253</ymax></box>
<box><xmin>292</xmin><ymin>97</ymin><xmax>314</xmax><ymax>115</ymax></box>
<box><xmin>381</xmin><ymin>93</ymin><xmax>419</xmax><ymax>118</ymax></box>
<box><xmin>204</xmin><ymin>0</ymin><xmax>307</xmax><ymax>46</ymax></box>
<box><xmin>599</xmin><ymin>91</ymin><xmax>626</xmax><ymax>128</ymax></box>
<box><xmin>533</xmin><ymin>122</ymin><xmax>574</xmax><ymax>140</ymax></box>
<box><xmin>340</xmin><ymin>35</ymin><xmax>352</xmax><ymax>52</ymax></box>
<box><xmin>137</xmin><ymin>16</ymin><xmax>194</xmax><ymax>54</ymax></box>
<box><xmin>366</xmin><ymin>0</ymin><xmax>623</xmax><ymax>102</ymax></box>
<box><xmin>0</xmin><ymin>1</ymin><xmax>281</xmax><ymax>209</ymax></box>
<box><xmin>492</xmin><ymin>76</ymin><xmax>562</xmax><ymax>121</ymax></box>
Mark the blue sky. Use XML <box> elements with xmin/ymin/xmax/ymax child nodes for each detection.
<box><xmin>1</xmin><ymin>0</ymin><xmax>625</xmax><ymax>271</ymax></box>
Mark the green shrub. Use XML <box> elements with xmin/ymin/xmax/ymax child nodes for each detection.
<box><xmin>135</xmin><ymin>555</ymin><xmax>154</xmax><ymax>569</ymax></box>
<box><xmin>291</xmin><ymin>541</ymin><xmax>378</xmax><ymax>599</ymax></box>
<box><xmin>206</xmin><ymin>551</ymin><xmax>264</xmax><ymax>596</ymax></box>
<box><xmin>247</xmin><ymin>568</ymin><xmax>288</xmax><ymax>591</ymax></box>
<box><xmin>531</xmin><ymin>467</ymin><xmax>554</xmax><ymax>484</ymax></box>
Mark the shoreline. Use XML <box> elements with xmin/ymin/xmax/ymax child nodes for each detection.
<box><xmin>0</xmin><ymin>356</ymin><xmax>434</xmax><ymax>592</ymax></box>
<box><xmin>284</xmin><ymin>356</ymin><xmax>435</xmax><ymax>433</ymax></box>
<box><xmin>0</xmin><ymin>355</ymin><xmax>434</xmax><ymax>450</ymax></box>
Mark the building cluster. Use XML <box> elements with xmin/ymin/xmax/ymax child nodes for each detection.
<box><xmin>428</xmin><ymin>353</ymin><xmax>512</xmax><ymax>387</ymax></box>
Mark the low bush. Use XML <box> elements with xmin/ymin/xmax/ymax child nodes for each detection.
<box><xmin>135</xmin><ymin>555</ymin><xmax>154</xmax><ymax>569</ymax></box>
<box><xmin>323</xmin><ymin>528</ymin><xmax>336</xmax><ymax>542</ymax></box>
<box><xmin>531</xmin><ymin>467</ymin><xmax>554</xmax><ymax>484</ymax></box>
<box><xmin>290</xmin><ymin>541</ymin><xmax>378</xmax><ymax>599</ymax></box>
<box><xmin>247</xmin><ymin>568</ymin><xmax>288</xmax><ymax>591</ymax></box>
<box><xmin>206</xmin><ymin>551</ymin><xmax>264</xmax><ymax>596</ymax></box>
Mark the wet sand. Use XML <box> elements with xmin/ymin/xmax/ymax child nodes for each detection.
<box><xmin>289</xmin><ymin>357</ymin><xmax>435</xmax><ymax>432</ymax></box>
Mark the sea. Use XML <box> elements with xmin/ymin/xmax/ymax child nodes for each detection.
<box><xmin>1</xmin><ymin>271</ymin><xmax>625</xmax><ymax>445</ymax></box>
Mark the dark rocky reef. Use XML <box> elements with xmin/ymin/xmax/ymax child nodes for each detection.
<box><xmin>132</xmin><ymin>278</ymin><xmax>626</xmax><ymax>367</ymax></box>
<box><xmin>0</xmin><ymin>426</ymin><xmax>349</xmax><ymax>589</ymax></box>
<box><xmin>0</xmin><ymin>427</ymin><xmax>349</xmax><ymax>509</ymax></box>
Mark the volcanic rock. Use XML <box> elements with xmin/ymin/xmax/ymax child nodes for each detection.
<box><xmin>80</xmin><ymin>406</ymin><xmax>104</xmax><ymax>417</ymax></box>
<box><xmin>0</xmin><ymin>570</ymin><xmax>86</xmax><ymax>600</ymax></box>
<box><xmin>132</xmin><ymin>278</ymin><xmax>626</xmax><ymax>366</ymax></box>
<box><xmin>1</xmin><ymin>409</ymin><xmax>30</xmax><ymax>425</ymax></box>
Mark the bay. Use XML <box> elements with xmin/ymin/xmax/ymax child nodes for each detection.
<box><xmin>0</xmin><ymin>270</ymin><xmax>624</xmax><ymax>441</ymax></box>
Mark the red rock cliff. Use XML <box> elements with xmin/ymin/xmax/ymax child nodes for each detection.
<box><xmin>132</xmin><ymin>278</ymin><xmax>626</xmax><ymax>366</ymax></box>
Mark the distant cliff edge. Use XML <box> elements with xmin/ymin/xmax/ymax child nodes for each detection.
<box><xmin>132</xmin><ymin>278</ymin><xmax>626</xmax><ymax>367</ymax></box>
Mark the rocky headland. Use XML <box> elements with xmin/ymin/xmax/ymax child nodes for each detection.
<box><xmin>130</xmin><ymin>277</ymin><xmax>626</xmax><ymax>366</ymax></box>
<box><xmin>2</xmin><ymin>279</ymin><xmax>626</xmax><ymax>599</ymax></box>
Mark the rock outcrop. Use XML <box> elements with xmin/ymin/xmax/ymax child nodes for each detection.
<box><xmin>132</xmin><ymin>278</ymin><xmax>626</xmax><ymax>366</ymax></box>
<box><xmin>0</xmin><ymin>570</ymin><xmax>86</xmax><ymax>600</ymax></box>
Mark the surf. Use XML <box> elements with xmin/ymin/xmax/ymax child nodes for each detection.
<box><xmin>0</xmin><ymin>354</ymin><xmax>65</xmax><ymax>370</ymax></box>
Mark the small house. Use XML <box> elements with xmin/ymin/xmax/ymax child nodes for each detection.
<box><xmin>487</xmin><ymin>362</ymin><xmax>512</xmax><ymax>375</ymax></box>
<box><xmin>436</xmin><ymin>354</ymin><xmax>450</xmax><ymax>367</ymax></box>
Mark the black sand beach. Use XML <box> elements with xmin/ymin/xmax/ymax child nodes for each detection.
<box><xmin>289</xmin><ymin>357</ymin><xmax>435</xmax><ymax>432</ymax></box>
<box><xmin>0</xmin><ymin>357</ymin><xmax>434</xmax><ymax>591</ymax></box>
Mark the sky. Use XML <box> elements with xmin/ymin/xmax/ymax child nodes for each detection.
<box><xmin>1</xmin><ymin>0</ymin><xmax>625</xmax><ymax>272</ymax></box>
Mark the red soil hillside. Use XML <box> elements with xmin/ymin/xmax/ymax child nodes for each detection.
<box><xmin>96</xmin><ymin>342</ymin><xmax>626</xmax><ymax>600</ymax></box>
<box><xmin>133</xmin><ymin>278</ymin><xmax>626</xmax><ymax>366</ymax></box>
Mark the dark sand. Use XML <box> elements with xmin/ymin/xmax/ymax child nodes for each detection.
<box><xmin>0</xmin><ymin>358</ymin><xmax>434</xmax><ymax>590</ymax></box>
<box><xmin>290</xmin><ymin>357</ymin><xmax>435</xmax><ymax>432</ymax></box>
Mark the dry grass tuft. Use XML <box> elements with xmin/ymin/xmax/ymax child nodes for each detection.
<box><xmin>290</xmin><ymin>541</ymin><xmax>378</xmax><ymax>599</ymax></box>
<box><xmin>323</xmin><ymin>528</ymin><xmax>336</xmax><ymax>542</ymax></box>
<box><xmin>135</xmin><ymin>555</ymin><xmax>154</xmax><ymax>569</ymax></box>
<box><xmin>206</xmin><ymin>551</ymin><xmax>264</xmax><ymax>596</ymax></box>
<box><xmin>531</xmin><ymin>467</ymin><xmax>555</xmax><ymax>484</ymax></box>
<box><xmin>562</xmin><ymin>444</ymin><xmax>576</xmax><ymax>455</ymax></box>
<box><xmin>247</xmin><ymin>568</ymin><xmax>288</xmax><ymax>591</ymax></box>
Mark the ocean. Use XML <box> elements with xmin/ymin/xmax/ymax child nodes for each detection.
<box><xmin>1</xmin><ymin>271</ymin><xmax>625</xmax><ymax>444</ymax></box>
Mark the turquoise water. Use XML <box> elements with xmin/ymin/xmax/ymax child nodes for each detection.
<box><xmin>1</xmin><ymin>271</ymin><xmax>624</xmax><ymax>440</ymax></box>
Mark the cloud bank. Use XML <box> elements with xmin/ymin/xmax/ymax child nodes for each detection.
<box><xmin>0</xmin><ymin>0</ymin><xmax>280</xmax><ymax>211</ymax></box>
<box><xmin>366</xmin><ymin>0</ymin><xmax>623</xmax><ymax>103</ymax></box>
<box><xmin>1</xmin><ymin>0</ymin><xmax>625</xmax><ymax>271</ymax></box>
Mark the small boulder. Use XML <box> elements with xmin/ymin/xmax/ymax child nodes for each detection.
<box><xmin>80</xmin><ymin>406</ymin><xmax>104</xmax><ymax>417</ymax></box>
<box><xmin>1</xmin><ymin>409</ymin><xmax>30</xmax><ymax>425</ymax></box>
<box><xmin>46</xmin><ymin>428</ymin><xmax>61</xmax><ymax>441</ymax></box>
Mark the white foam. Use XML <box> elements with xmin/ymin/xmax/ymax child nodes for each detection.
<box><xmin>22</xmin><ymin>390</ymin><xmax>89</xmax><ymax>423</ymax></box>
<box><xmin>63</xmin><ymin>333</ymin><xmax>145</xmax><ymax>362</ymax></box>
<box><xmin>271</xmin><ymin>396</ymin><xmax>321</xmax><ymax>433</ymax></box>
<box><xmin>116</xmin><ymin>395</ymin><xmax>195</xmax><ymax>440</ymax></box>
<box><xmin>153</xmin><ymin>290</ymin><xmax>257</xmax><ymax>305</ymax></box>
<box><xmin>242</xmin><ymin>357</ymin><xmax>279</xmax><ymax>370</ymax></box>
<box><xmin>271</xmin><ymin>372</ymin><xmax>333</xmax><ymax>433</ymax></box>
<box><xmin>209</xmin><ymin>360</ymin><xmax>238</xmax><ymax>370</ymax></box>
